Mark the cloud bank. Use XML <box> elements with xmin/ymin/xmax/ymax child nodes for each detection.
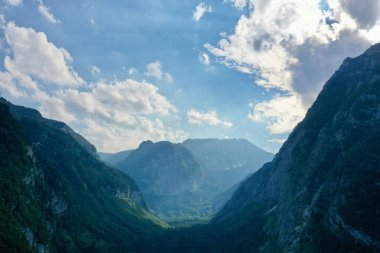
<box><xmin>209</xmin><ymin>0</ymin><xmax>379</xmax><ymax>135</ymax></box>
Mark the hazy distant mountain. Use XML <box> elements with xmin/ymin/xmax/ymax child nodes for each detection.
<box><xmin>0</xmin><ymin>99</ymin><xmax>166</xmax><ymax>253</ymax></box>
<box><xmin>98</xmin><ymin>150</ymin><xmax>133</xmax><ymax>166</ymax></box>
<box><xmin>117</xmin><ymin>141</ymin><xmax>202</xmax><ymax>196</ymax></box>
<box><xmin>181</xmin><ymin>138</ymin><xmax>274</xmax><ymax>189</ymax></box>
<box><xmin>115</xmin><ymin>141</ymin><xmax>205</xmax><ymax>221</ymax></box>
<box><xmin>164</xmin><ymin>43</ymin><xmax>380</xmax><ymax>253</ymax></box>
<box><xmin>116</xmin><ymin>138</ymin><xmax>273</xmax><ymax>222</ymax></box>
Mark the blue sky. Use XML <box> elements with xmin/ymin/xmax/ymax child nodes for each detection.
<box><xmin>0</xmin><ymin>0</ymin><xmax>379</xmax><ymax>152</ymax></box>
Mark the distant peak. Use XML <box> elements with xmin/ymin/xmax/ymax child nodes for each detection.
<box><xmin>138</xmin><ymin>140</ymin><xmax>154</xmax><ymax>149</ymax></box>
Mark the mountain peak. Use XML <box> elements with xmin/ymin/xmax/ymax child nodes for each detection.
<box><xmin>138</xmin><ymin>140</ymin><xmax>154</xmax><ymax>148</ymax></box>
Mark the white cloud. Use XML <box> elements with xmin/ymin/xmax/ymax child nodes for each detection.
<box><xmin>90</xmin><ymin>18</ymin><xmax>95</xmax><ymax>25</ymax></box>
<box><xmin>34</xmin><ymin>90</ymin><xmax>77</xmax><ymax>123</ymax></box>
<box><xmin>145</xmin><ymin>61</ymin><xmax>173</xmax><ymax>82</ymax></box>
<box><xmin>249</xmin><ymin>94</ymin><xmax>305</xmax><ymax>134</ymax></box>
<box><xmin>59</xmin><ymin>79</ymin><xmax>177</xmax><ymax>121</ymax></box>
<box><xmin>5</xmin><ymin>0</ymin><xmax>22</xmax><ymax>6</ymax></box>
<box><xmin>50</xmin><ymin>79</ymin><xmax>183</xmax><ymax>151</ymax></box>
<box><xmin>199</xmin><ymin>52</ymin><xmax>210</xmax><ymax>65</ymax></box>
<box><xmin>193</xmin><ymin>3</ymin><xmax>212</xmax><ymax>22</ymax></box>
<box><xmin>4</xmin><ymin>23</ymin><xmax>84</xmax><ymax>86</ymax></box>
<box><xmin>207</xmin><ymin>0</ymin><xmax>380</xmax><ymax>135</ymax></box>
<box><xmin>145</xmin><ymin>61</ymin><xmax>162</xmax><ymax>80</ymax></box>
<box><xmin>90</xmin><ymin>66</ymin><xmax>100</xmax><ymax>75</ymax></box>
<box><xmin>38</xmin><ymin>2</ymin><xmax>60</xmax><ymax>24</ymax></box>
<box><xmin>187</xmin><ymin>109</ymin><xmax>233</xmax><ymax>128</ymax></box>
<box><xmin>0</xmin><ymin>71</ymin><xmax>27</xmax><ymax>98</ymax></box>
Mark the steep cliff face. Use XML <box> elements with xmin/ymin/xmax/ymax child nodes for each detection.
<box><xmin>273</xmin><ymin>43</ymin><xmax>380</xmax><ymax>253</ymax></box>
<box><xmin>0</xmin><ymin>100</ymin><xmax>166</xmax><ymax>253</ymax></box>
<box><xmin>163</xmin><ymin>44</ymin><xmax>380</xmax><ymax>253</ymax></box>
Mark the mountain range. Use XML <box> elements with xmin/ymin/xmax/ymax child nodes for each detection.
<box><xmin>0</xmin><ymin>44</ymin><xmax>379</xmax><ymax>253</ymax></box>
<box><xmin>113</xmin><ymin>138</ymin><xmax>273</xmax><ymax>222</ymax></box>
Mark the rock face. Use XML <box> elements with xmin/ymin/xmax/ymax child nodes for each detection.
<box><xmin>116</xmin><ymin>139</ymin><xmax>273</xmax><ymax>222</ymax></box>
<box><xmin>163</xmin><ymin>44</ymin><xmax>380</xmax><ymax>253</ymax></box>
<box><xmin>0</xmin><ymin>100</ymin><xmax>166</xmax><ymax>253</ymax></box>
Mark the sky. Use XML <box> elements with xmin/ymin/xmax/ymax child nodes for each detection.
<box><xmin>0</xmin><ymin>0</ymin><xmax>379</xmax><ymax>153</ymax></box>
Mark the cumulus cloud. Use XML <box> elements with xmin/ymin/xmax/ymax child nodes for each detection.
<box><xmin>207</xmin><ymin>0</ymin><xmax>380</xmax><ymax>135</ymax></box>
<box><xmin>45</xmin><ymin>79</ymin><xmax>184</xmax><ymax>151</ymax></box>
<box><xmin>5</xmin><ymin>0</ymin><xmax>22</xmax><ymax>6</ymax></box>
<box><xmin>145</xmin><ymin>61</ymin><xmax>163</xmax><ymax>80</ymax></box>
<box><xmin>193</xmin><ymin>3</ymin><xmax>212</xmax><ymax>22</ymax></box>
<box><xmin>38</xmin><ymin>1</ymin><xmax>60</xmax><ymax>24</ymax></box>
<box><xmin>4</xmin><ymin>23</ymin><xmax>83</xmax><ymax>86</ymax></box>
<box><xmin>187</xmin><ymin>109</ymin><xmax>233</xmax><ymax>128</ymax></box>
<box><xmin>0</xmin><ymin>75</ymin><xmax>187</xmax><ymax>152</ymax></box>
<box><xmin>145</xmin><ymin>61</ymin><xmax>173</xmax><ymax>82</ymax></box>
<box><xmin>59</xmin><ymin>79</ymin><xmax>177</xmax><ymax>121</ymax></box>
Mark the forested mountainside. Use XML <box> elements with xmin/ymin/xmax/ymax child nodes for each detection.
<box><xmin>0</xmin><ymin>99</ymin><xmax>167</xmax><ymax>253</ymax></box>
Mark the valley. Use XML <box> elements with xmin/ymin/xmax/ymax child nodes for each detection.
<box><xmin>0</xmin><ymin>38</ymin><xmax>379</xmax><ymax>253</ymax></box>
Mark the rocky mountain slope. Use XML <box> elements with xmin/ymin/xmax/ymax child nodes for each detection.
<box><xmin>163</xmin><ymin>43</ymin><xmax>380</xmax><ymax>253</ymax></box>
